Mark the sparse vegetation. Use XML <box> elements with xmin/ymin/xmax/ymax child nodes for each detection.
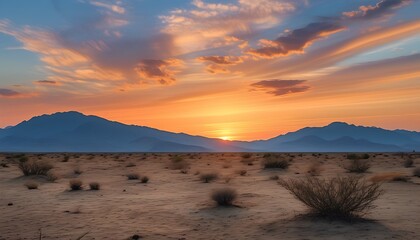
<box><xmin>18</xmin><ymin>158</ymin><xmax>53</xmax><ymax>176</ymax></box>
<box><xmin>46</xmin><ymin>171</ymin><xmax>58</xmax><ymax>182</ymax></box>
<box><xmin>307</xmin><ymin>162</ymin><xmax>322</xmax><ymax>176</ymax></box>
<box><xmin>170</xmin><ymin>155</ymin><xmax>190</xmax><ymax>170</ymax></box>
<box><xmin>413</xmin><ymin>167</ymin><xmax>420</xmax><ymax>177</ymax></box>
<box><xmin>241</xmin><ymin>153</ymin><xmax>252</xmax><ymax>159</ymax></box>
<box><xmin>370</xmin><ymin>173</ymin><xmax>408</xmax><ymax>183</ymax></box>
<box><xmin>127</xmin><ymin>173</ymin><xmax>140</xmax><ymax>180</ymax></box>
<box><xmin>24</xmin><ymin>181</ymin><xmax>38</xmax><ymax>190</ymax></box>
<box><xmin>200</xmin><ymin>172</ymin><xmax>219</xmax><ymax>183</ymax></box>
<box><xmin>345</xmin><ymin>159</ymin><xmax>370</xmax><ymax>173</ymax></box>
<box><xmin>73</xmin><ymin>166</ymin><xmax>83</xmax><ymax>175</ymax></box>
<box><xmin>69</xmin><ymin>179</ymin><xmax>83</xmax><ymax>191</ymax></box>
<box><xmin>347</xmin><ymin>153</ymin><xmax>370</xmax><ymax>160</ymax></box>
<box><xmin>237</xmin><ymin>169</ymin><xmax>247</xmax><ymax>176</ymax></box>
<box><xmin>141</xmin><ymin>176</ymin><xmax>149</xmax><ymax>183</ymax></box>
<box><xmin>404</xmin><ymin>158</ymin><xmax>414</xmax><ymax>168</ymax></box>
<box><xmin>211</xmin><ymin>187</ymin><xmax>237</xmax><ymax>206</ymax></box>
<box><xmin>278</xmin><ymin>176</ymin><xmax>383</xmax><ymax>219</ymax></box>
<box><xmin>89</xmin><ymin>182</ymin><xmax>100</xmax><ymax>190</ymax></box>
<box><xmin>269</xmin><ymin>175</ymin><xmax>279</xmax><ymax>180</ymax></box>
<box><xmin>262</xmin><ymin>155</ymin><xmax>290</xmax><ymax>169</ymax></box>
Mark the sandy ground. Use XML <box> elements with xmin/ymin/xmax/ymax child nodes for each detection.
<box><xmin>0</xmin><ymin>153</ymin><xmax>419</xmax><ymax>240</ymax></box>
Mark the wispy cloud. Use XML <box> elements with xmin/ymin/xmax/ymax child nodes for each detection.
<box><xmin>250</xmin><ymin>79</ymin><xmax>310</xmax><ymax>96</ymax></box>
<box><xmin>343</xmin><ymin>0</ymin><xmax>410</xmax><ymax>20</ymax></box>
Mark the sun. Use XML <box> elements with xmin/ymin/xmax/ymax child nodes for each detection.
<box><xmin>220</xmin><ymin>136</ymin><xmax>232</xmax><ymax>141</ymax></box>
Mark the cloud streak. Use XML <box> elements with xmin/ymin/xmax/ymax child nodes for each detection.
<box><xmin>250</xmin><ymin>79</ymin><xmax>310</xmax><ymax>96</ymax></box>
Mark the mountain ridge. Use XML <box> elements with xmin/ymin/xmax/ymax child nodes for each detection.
<box><xmin>0</xmin><ymin>111</ymin><xmax>418</xmax><ymax>152</ymax></box>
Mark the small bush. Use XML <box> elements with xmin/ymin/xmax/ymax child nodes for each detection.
<box><xmin>370</xmin><ymin>173</ymin><xmax>408</xmax><ymax>183</ymax></box>
<box><xmin>46</xmin><ymin>171</ymin><xmax>59</xmax><ymax>182</ymax></box>
<box><xmin>345</xmin><ymin>159</ymin><xmax>370</xmax><ymax>173</ymax></box>
<box><xmin>170</xmin><ymin>155</ymin><xmax>190</xmax><ymax>170</ymax></box>
<box><xmin>211</xmin><ymin>187</ymin><xmax>237</xmax><ymax>206</ymax></box>
<box><xmin>307</xmin><ymin>162</ymin><xmax>322</xmax><ymax>176</ymax></box>
<box><xmin>413</xmin><ymin>167</ymin><xmax>420</xmax><ymax>177</ymax></box>
<box><xmin>73</xmin><ymin>166</ymin><xmax>83</xmax><ymax>175</ymax></box>
<box><xmin>127</xmin><ymin>173</ymin><xmax>140</xmax><ymax>180</ymax></box>
<box><xmin>126</xmin><ymin>162</ymin><xmax>136</xmax><ymax>167</ymax></box>
<box><xmin>18</xmin><ymin>159</ymin><xmax>53</xmax><ymax>176</ymax></box>
<box><xmin>24</xmin><ymin>181</ymin><xmax>38</xmax><ymax>190</ymax></box>
<box><xmin>262</xmin><ymin>156</ymin><xmax>290</xmax><ymax>169</ymax></box>
<box><xmin>200</xmin><ymin>172</ymin><xmax>219</xmax><ymax>183</ymax></box>
<box><xmin>241</xmin><ymin>153</ymin><xmax>252</xmax><ymax>159</ymax></box>
<box><xmin>89</xmin><ymin>182</ymin><xmax>100</xmax><ymax>190</ymax></box>
<box><xmin>347</xmin><ymin>153</ymin><xmax>370</xmax><ymax>160</ymax></box>
<box><xmin>269</xmin><ymin>175</ymin><xmax>279</xmax><ymax>180</ymax></box>
<box><xmin>278</xmin><ymin>176</ymin><xmax>383</xmax><ymax>219</ymax></box>
<box><xmin>62</xmin><ymin>155</ymin><xmax>70</xmax><ymax>162</ymax></box>
<box><xmin>69</xmin><ymin>179</ymin><xmax>83</xmax><ymax>191</ymax></box>
<box><xmin>404</xmin><ymin>158</ymin><xmax>414</xmax><ymax>168</ymax></box>
<box><xmin>141</xmin><ymin>176</ymin><xmax>149</xmax><ymax>183</ymax></box>
<box><xmin>236</xmin><ymin>169</ymin><xmax>247</xmax><ymax>176</ymax></box>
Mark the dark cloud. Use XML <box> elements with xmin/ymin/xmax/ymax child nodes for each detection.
<box><xmin>250</xmin><ymin>79</ymin><xmax>310</xmax><ymax>96</ymax></box>
<box><xmin>248</xmin><ymin>22</ymin><xmax>344</xmax><ymax>58</ymax></box>
<box><xmin>135</xmin><ymin>59</ymin><xmax>183</xmax><ymax>85</ymax></box>
<box><xmin>343</xmin><ymin>0</ymin><xmax>410</xmax><ymax>19</ymax></box>
<box><xmin>35</xmin><ymin>80</ymin><xmax>57</xmax><ymax>84</ymax></box>
<box><xmin>197</xmin><ymin>56</ymin><xmax>244</xmax><ymax>65</ymax></box>
<box><xmin>0</xmin><ymin>88</ymin><xmax>21</xmax><ymax>97</ymax></box>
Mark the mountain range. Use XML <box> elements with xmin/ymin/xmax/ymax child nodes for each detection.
<box><xmin>0</xmin><ymin>111</ymin><xmax>419</xmax><ymax>152</ymax></box>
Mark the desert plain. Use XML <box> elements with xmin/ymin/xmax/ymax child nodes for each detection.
<box><xmin>0</xmin><ymin>152</ymin><xmax>419</xmax><ymax>240</ymax></box>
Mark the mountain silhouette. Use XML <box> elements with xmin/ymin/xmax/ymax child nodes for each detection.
<box><xmin>0</xmin><ymin>111</ymin><xmax>418</xmax><ymax>152</ymax></box>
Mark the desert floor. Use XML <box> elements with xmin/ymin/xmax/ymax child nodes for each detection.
<box><xmin>1</xmin><ymin>153</ymin><xmax>420</xmax><ymax>240</ymax></box>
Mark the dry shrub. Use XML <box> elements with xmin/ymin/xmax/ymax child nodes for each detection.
<box><xmin>404</xmin><ymin>158</ymin><xmax>414</xmax><ymax>168</ymax></box>
<box><xmin>89</xmin><ymin>182</ymin><xmax>100</xmax><ymax>190</ymax></box>
<box><xmin>262</xmin><ymin>155</ymin><xmax>290</xmax><ymax>169</ymax></box>
<box><xmin>46</xmin><ymin>171</ymin><xmax>59</xmax><ymax>182</ymax></box>
<box><xmin>126</xmin><ymin>162</ymin><xmax>136</xmax><ymax>167</ymax></box>
<box><xmin>18</xmin><ymin>159</ymin><xmax>53</xmax><ymax>176</ymax></box>
<box><xmin>73</xmin><ymin>166</ymin><xmax>83</xmax><ymax>175</ymax></box>
<box><xmin>236</xmin><ymin>169</ymin><xmax>247</xmax><ymax>176</ymax></box>
<box><xmin>24</xmin><ymin>181</ymin><xmax>38</xmax><ymax>190</ymax></box>
<box><xmin>211</xmin><ymin>187</ymin><xmax>237</xmax><ymax>206</ymax></box>
<box><xmin>127</xmin><ymin>173</ymin><xmax>140</xmax><ymax>180</ymax></box>
<box><xmin>345</xmin><ymin>159</ymin><xmax>370</xmax><ymax>173</ymax></box>
<box><xmin>278</xmin><ymin>176</ymin><xmax>383</xmax><ymax>219</ymax></box>
<box><xmin>170</xmin><ymin>155</ymin><xmax>190</xmax><ymax>170</ymax></box>
<box><xmin>370</xmin><ymin>173</ymin><xmax>408</xmax><ymax>183</ymax></box>
<box><xmin>347</xmin><ymin>153</ymin><xmax>370</xmax><ymax>160</ymax></box>
<box><xmin>269</xmin><ymin>175</ymin><xmax>279</xmax><ymax>180</ymax></box>
<box><xmin>413</xmin><ymin>167</ymin><xmax>420</xmax><ymax>177</ymax></box>
<box><xmin>200</xmin><ymin>172</ymin><xmax>219</xmax><ymax>183</ymax></box>
<box><xmin>69</xmin><ymin>179</ymin><xmax>83</xmax><ymax>191</ymax></box>
<box><xmin>307</xmin><ymin>162</ymin><xmax>323</xmax><ymax>176</ymax></box>
<box><xmin>141</xmin><ymin>176</ymin><xmax>149</xmax><ymax>183</ymax></box>
<box><xmin>241</xmin><ymin>153</ymin><xmax>252</xmax><ymax>159</ymax></box>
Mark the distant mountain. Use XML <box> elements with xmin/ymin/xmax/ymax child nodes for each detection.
<box><xmin>0</xmin><ymin>111</ymin><xmax>419</xmax><ymax>152</ymax></box>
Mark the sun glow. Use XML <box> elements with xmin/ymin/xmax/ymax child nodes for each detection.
<box><xmin>220</xmin><ymin>136</ymin><xmax>232</xmax><ymax>141</ymax></box>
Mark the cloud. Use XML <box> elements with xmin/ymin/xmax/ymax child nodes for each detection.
<box><xmin>247</xmin><ymin>22</ymin><xmax>345</xmax><ymax>58</ymax></box>
<box><xmin>197</xmin><ymin>55</ymin><xmax>245</xmax><ymax>74</ymax></box>
<box><xmin>250</xmin><ymin>79</ymin><xmax>310</xmax><ymax>96</ymax></box>
<box><xmin>34</xmin><ymin>80</ymin><xmax>58</xmax><ymax>85</ymax></box>
<box><xmin>160</xmin><ymin>0</ymin><xmax>295</xmax><ymax>52</ymax></box>
<box><xmin>135</xmin><ymin>59</ymin><xmax>184</xmax><ymax>85</ymax></box>
<box><xmin>197</xmin><ymin>56</ymin><xmax>244</xmax><ymax>65</ymax></box>
<box><xmin>0</xmin><ymin>88</ymin><xmax>21</xmax><ymax>97</ymax></box>
<box><xmin>89</xmin><ymin>1</ymin><xmax>125</xmax><ymax>14</ymax></box>
<box><xmin>343</xmin><ymin>0</ymin><xmax>410</xmax><ymax>20</ymax></box>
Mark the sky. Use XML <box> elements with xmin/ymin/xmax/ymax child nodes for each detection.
<box><xmin>0</xmin><ymin>0</ymin><xmax>419</xmax><ymax>141</ymax></box>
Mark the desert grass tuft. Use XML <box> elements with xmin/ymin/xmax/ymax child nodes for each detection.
<box><xmin>211</xmin><ymin>187</ymin><xmax>237</xmax><ymax>206</ymax></box>
<box><xmin>69</xmin><ymin>179</ymin><xmax>83</xmax><ymax>191</ymax></box>
<box><xmin>404</xmin><ymin>158</ymin><xmax>414</xmax><ymax>168</ymax></box>
<box><xmin>200</xmin><ymin>172</ymin><xmax>219</xmax><ymax>183</ymax></box>
<box><xmin>169</xmin><ymin>155</ymin><xmax>190</xmax><ymax>170</ymax></box>
<box><xmin>141</xmin><ymin>176</ymin><xmax>149</xmax><ymax>183</ymax></box>
<box><xmin>345</xmin><ymin>159</ymin><xmax>370</xmax><ymax>173</ymax></box>
<box><xmin>370</xmin><ymin>173</ymin><xmax>408</xmax><ymax>183</ymax></box>
<box><xmin>262</xmin><ymin>155</ymin><xmax>290</xmax><ymax>169</ymax></box>
<box><xmin>127</xmin><ymin>173</ymin><xmax>140</xmax><ymax>180</ymax></box>
<box><xmin>278</xmin><ymin>176</ymin><xmax>383</xmax><ymax>220</ymax></box>
<box><xmin>413</xmin><ymin>167</ymin><xmax>420</xmax><ymax>177</ymax></box>
<box><xmin>89</xmin><ymin>182</ymin><xmax>100</xmax><ymax>190</ymax></box>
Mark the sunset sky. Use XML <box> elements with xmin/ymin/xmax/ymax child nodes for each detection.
<box><xmin>0</xmin><ymin>0</ymin><xmax>419</xmax><ymax>140</ymax></box>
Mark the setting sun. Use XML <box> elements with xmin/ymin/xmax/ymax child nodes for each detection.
<box><xmin>220</xmin><ymin>136</ymin><xmax>232</xmax><ymax>141</ymax></box>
